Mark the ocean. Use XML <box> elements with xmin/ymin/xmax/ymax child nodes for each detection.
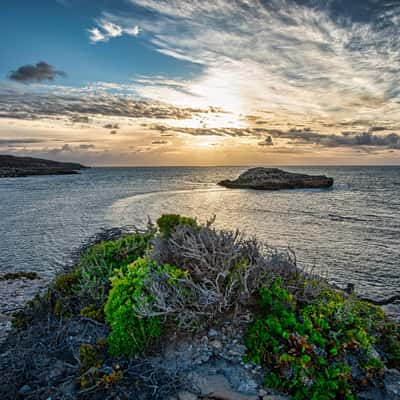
<box><xmin>1</xmin><ymin>166</ymin><xmax>399</xmax><ymax>317</ymax></box>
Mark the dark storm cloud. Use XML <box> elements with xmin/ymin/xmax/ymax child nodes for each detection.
<box><xmin>8</xmin><ymin>62</ymin><xmax>66</xmax><ymax>83</ymax></box>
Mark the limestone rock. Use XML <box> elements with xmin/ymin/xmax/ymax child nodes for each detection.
<box><xmin>218</xmin><ymin>168</ymin><xmax>333</xmax><ymax>190</ymax></box>
<box><xmin>384</xmin><ymin>369</ymin><xmax>400</xmax><ymax>400</ymax></box>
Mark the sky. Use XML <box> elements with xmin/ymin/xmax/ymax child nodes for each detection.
<box><xmin>1</xmin><ymin>0</ymin><xmax>400</xmax><ymax>166</ymax></box>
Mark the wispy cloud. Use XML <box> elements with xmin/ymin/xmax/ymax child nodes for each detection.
<box><xmin>0</xmin><ymin>90</ymin><xmax>214</xmax><ymax>122</ymax></box>
<box><xmin>102</xmin><ymin>0</ymin><xmax>400</xmax><ymax>129</ymax></box>
<box><xmin>88</xmin><ymin>19</ymin><xmax>140</xmax><ymax>43</ymax></box>
<box><xmin>0</xmin><ymin>138</ymin><xmax>45</xmax><ymax>146</ymax></box>
<box><xmin>148</xmin><ymin>124</ymin><xmax>400</xmax><ymax>151</ymax></box>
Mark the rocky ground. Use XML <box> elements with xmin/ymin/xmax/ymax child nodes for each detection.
<box><xmin>0</xmin><ymin>309</ymin><xmax>291</xmax><ymax>400</ymax></box>
<box><xmin>2</xmin><ymin>312</ymin><xmax>399</xmax><ymax>400</ymax></box>
<box><xmin>1</xmin><ymin>221</ymin><xmax>399</xmax><ymax>400</ymax></box>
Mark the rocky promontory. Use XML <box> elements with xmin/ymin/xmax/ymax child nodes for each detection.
<box><xmin>0</xmin><ymin>215</ymin><xmax>399</xmax><ymax>400</ymax></box>
<box><xmin>219</xmin><ymin>167</ymin><xmax>333</xmax><ymax>190</ymax></box>
<box><xmin>0</xmin><ymin>155</ymin><xmax>88</xmax><ymax>178</ymax></box>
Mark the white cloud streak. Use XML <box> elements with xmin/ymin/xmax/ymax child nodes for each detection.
<box><xmin>88</xmin><ymin>19</ymin><xmax>140</xmax><ymax>43</ymax></box>
<box><xmin>107</xmin><ymin>0</ymin><xmax>400</xmax><ymax>130</ymax></box>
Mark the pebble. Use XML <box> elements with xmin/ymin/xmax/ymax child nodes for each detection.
<box><xmin>177</xmin><ymin>390</ymin><xmax>198</xmax><ymax>400</ymax></box>
<box><xmin>208</xmin><ymin>328</ymin><xmax>218</xmax><ymax>337</ymax></box>
<box><xmin>211</xmin><ymin>340</ymin><xmax>222</xmax><ymax>349</ymax></box>
<box><xmin>18</xmin><ymin>385</ymin><xmax>31</xmax><ymax>396</ymax></box>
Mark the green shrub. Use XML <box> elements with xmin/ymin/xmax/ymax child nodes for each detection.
<box><xmin>45</xmin><ymin>270</ymin><xmax>81</xmax><ymax>316</ymax></box>
<box><xmin>377</xmin><ymin>322</ymin><xmax>400</xmax><ymax>368</ymax></box>
<box><xmin>105</xmin><ymin>257</ymin><xmax>186</xmax><ymax>356</ymax></box>
<box><xmin>80</xmin><ymin>304</ymin><xmax>105</xmax><ymax>322</ymax></box>
<box><xmin>156</xmin><ymin>214</ymin><xmax>197</xmax><ymax>238</ymax></box>
<box><xmin>77</xmin><ymin>233</ymin><xmax>153</xmax><ymax>302</ymax></box>
<box><xmin>79</xmin><ymin>343</ymin><xmax>102</xmax><ymax>371</ymax></box>
<box><xmin>245</xmin><ymin>279</ymin><xmax>384</xmax><ymax>400</ymax></box>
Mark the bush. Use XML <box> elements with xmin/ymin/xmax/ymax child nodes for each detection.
<box><xmin>104</xmin><ymin>257</ymin><xmax>186</xmax><ymax>356</ymax></box>
<box><xmin>156</xmin><ymin>214</ymin><xmax>197</xmax><ymax>238</ymax></box>
<box><xmin>79</xmin><ymin>343</ymin><xmax>102</xmax><ymax>371</ymax></box>
<box><xmin>377</xmin><ymin>322</ymin><xmax>400</xmax><ymax>368</ymax></box>
<box><xmin>77</xmin><ymin>233</ymin><xmax>153</xmax><ymax>302</ymax></box>
<box><xmin>245</xmin><ymin>279</ymin><xmax>384</xmax><ymax>400</ymax></box>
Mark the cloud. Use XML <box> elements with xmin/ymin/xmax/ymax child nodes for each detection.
<box><xmin>149</xmin><ymin>125</ymin><xmax>267</xmax><ymax>137</ymax></box>
<box><xmin>48</xmin><ymin>143</ymin><xmax>74</xmax><ymax>154</ymax></box>
<box><xmin>8</xmin><ymin>62</ymin><xmax>66</xmax><ymax>83</ymax></box>
<box><xmin>70</xmin><ymin>115</ymin><xmax>91</xmax><ymax>124</ymax></box>
<box><xmin>88</xmin><ymin>19</ymin><xmax>140</xmax><ymax>43</ymax></box>
<box><xmin>149</xmin><ymin>123</ymin><xmax>400</xmax><ymax>150</ymax></box>
<box><xmin>151</xmin><ymin>140</ymin><xmax>168</xmax><ymax>145</ymax></box>
<box><xmin>79</xmin><ymin>144</ymin><xmax>96</xmax><ymax>149</ymax></box>
<box><xmin>98</xmin><ymin>0</ymin><xmax>400</xmax><ymax>127</ymax></box>
<box><xmin>103</xmin><ymin>123</ymin><xmax>120</xmax><ymax>129</ymax></box>
<box><xmin>0</xmin><ymin>138</ymin><xmax>45</xmax><ymax>146</ymax></box>
<box><xmin>48</xmin><ymin>143</ymin><xmax>96</xmax><ymax>154</ymax></box>
<box><xmin>258</xmin><ymin>136</ymin><xmax>274</xmax><ymax>146</ymax></box>
<box><xmin>0</xmin><ymin>91</ymin><xmax>214</xmax><ymax>122</ymax></box>
<box><xmin>264</xmin><ymin>128</ymin><xmax>400</xmax><ymax>149</ymax></box>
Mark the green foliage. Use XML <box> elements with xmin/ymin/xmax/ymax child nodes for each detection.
<box><xmin>377</xmin><ymin>322</ymin><xmax>400</xmax><ymax>368</ymax></box>
<box><xmin>53</xmin><ymin>271</ymin><xmax>80</xmax><ymax>295</ymax></box>
<box><xmin>77</xmin><ymin>233</ymin><xmax>153</xmax><ymax>302</ymax></box>
<box><xmin>0</xmin><ymin>271</ymin><xmax>40</xmax><ymax>281</ymax></box>
<box><xmin>363</xmin><ymin>357</ymin><xmax>384</xmax><ymax>379</ymax></box>
<box><xmin>11</xmin><ymin>310</ymin><xmax>30</xmax><ymax>329</ymax></box>
<box><xmin>80</xmin><ymin>304</ymin><xmax>105</xmax><ymax>322</ymax></box>
<box><xmin>156</xmin><ymin>214</ymin><xmax>197</xmax><ymax>238</ymax></box>
<box><xmin>47</xmin><ymin>270</ymin><xmax>80</xmax><ymax>316</ymax></box>
<box><xmin>245</xmin><ymin>280</ymin><xmax>384</xmax><ymax>400</ymax></box>
<box><xmin>105</xmin><ymin>257</ymin><xmax>186</xmax><ymax>357</ymax></box>
<box><xmin>102</xmin><ymin>369</ymin><xmax>123</xmax><ymax>387</ymax></box>
<box><xmin>79</xmin><ymin>343</ymin><xmax>102</xmax><ymax>371</ymax></box>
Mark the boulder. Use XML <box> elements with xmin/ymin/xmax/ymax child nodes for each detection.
<box><xmin>218</xmin><ymin>168</ymin><xmax>333</xmax><ymax>190</ymax></box>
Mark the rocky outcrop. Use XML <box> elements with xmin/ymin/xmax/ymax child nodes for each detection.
<box><xmin>0</xmin><ymin>155</ymin><xmax>88</xmax><ymax>178</ymax></box>
<box><xmin>218</xmin><ymin>168</ymin><xmax>333</xmax><ymax>190</ymax></box>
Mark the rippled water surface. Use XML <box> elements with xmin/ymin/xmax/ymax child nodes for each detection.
<box><xmin>1</xmin><ymin>166</ymin><xmax>399</xmax><ymax>309</ymax></box>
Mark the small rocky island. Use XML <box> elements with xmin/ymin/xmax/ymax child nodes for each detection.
<box><xmin>0</xmin><ymin>155</ymin><xmax>87</xmax><ymax>178</ymax></box>
<box><xmin>219</xmin><ymin>167</ymin><xmax>333</xmax><ymax>190</ymax></box>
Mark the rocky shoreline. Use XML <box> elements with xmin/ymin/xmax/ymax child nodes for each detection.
<box><xmin>219</xmin><ymin>167</ymin><xmax>334</xmax><ymax>190</ymax></box>
<box><xmin>0</xmin><ymin>155</ymin><xmax>87</xmax><ymax>178</ymax></box>
<box><xmin>0</xmin><ymin>216</ymin><xmax>399</xmax><ymax>400</ymax></box>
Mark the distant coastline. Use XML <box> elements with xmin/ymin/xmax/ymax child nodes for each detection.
<box><xmin>0</xmin><ymin>154</ymin><xmax>88</xmax><ymax>178</ymax></box>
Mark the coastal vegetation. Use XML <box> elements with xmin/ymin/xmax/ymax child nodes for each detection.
<box><xmin>1</xmin><ymin>215</ymin><xmax>399</xmax><ymax>399</ymax></box>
